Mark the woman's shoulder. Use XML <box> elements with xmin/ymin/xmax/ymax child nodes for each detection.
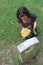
<box><xmin>30</xmin><ymin>13</ymin><xmax>37</xmax><ymax>19</ymax></box>
<box><xmin>30</xmin><ymin>13</ymin><xmax>37</xmax><ymax>22</ymax></box>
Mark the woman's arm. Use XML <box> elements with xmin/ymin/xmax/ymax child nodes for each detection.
<box><xmin>17</xmin><ymin>19</ymin><xmax>24</xmax><ymax>28</ymax></box>
<box><xmin>33</xmin><ymin>21</ymin><xmax>37</xmax><ymax>35</ymax></box>
<box><xmin>19</xmin><ymin>23</ymin><xmax>24</xmax><ymax>28</ymax></box>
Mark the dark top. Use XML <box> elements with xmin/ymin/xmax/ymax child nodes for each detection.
<box><xmin>17</xmin><ymin>13</ymin><xmax>37</xmax><ymax>30</ymax></box>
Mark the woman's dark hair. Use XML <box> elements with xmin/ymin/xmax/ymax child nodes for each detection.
<box><xmin>17</xmin><ymin>7</ymin><xmax>31</xmax><ymax>20</ymax></box>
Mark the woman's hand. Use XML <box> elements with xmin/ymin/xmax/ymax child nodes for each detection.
<box><xmin>33</xmin><ymin>30</ymin><xmax>37</xmax><ymax>35</ymax></box>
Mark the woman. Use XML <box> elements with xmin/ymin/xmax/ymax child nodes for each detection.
<box><xmin>17</xmin><ymin>7</ymin><xmax>37</xmax><ymax>62</ymax></box>
<box><xmin>17</xmin><ymin>7</ymin><xmax>37</xmax><ymax>38</ymax></box>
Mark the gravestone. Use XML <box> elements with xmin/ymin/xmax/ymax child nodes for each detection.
<box><xmin>17</xmin><ymin>37</ymin><xmax>39</xmax><ymax>63</ymax></box>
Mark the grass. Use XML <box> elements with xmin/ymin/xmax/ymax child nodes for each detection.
<box><xmin>0</xmin><ymin>0</ymin><xmax>43</xmax><ymax>65</ymax></box>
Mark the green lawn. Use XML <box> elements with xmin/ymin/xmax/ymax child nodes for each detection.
<box><xmin>0</xmin><ymin>0</ymin><xmax>43</xmax><ymax>65</ymax></box>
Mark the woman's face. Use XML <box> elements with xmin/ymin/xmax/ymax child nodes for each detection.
<box><xmin>20</xmin><ymin>15</ymin><xmax>28</xmax><ymax>22</ymax></box>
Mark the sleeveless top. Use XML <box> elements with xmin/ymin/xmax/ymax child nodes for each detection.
<box><xmin>17</xmin><ymin>13</ymin><xmax>37</xmax><ymax>30</ymax></box>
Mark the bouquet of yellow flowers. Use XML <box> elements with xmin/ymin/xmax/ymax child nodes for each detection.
<box><xmin>21</xmin><ymin>28</ymin><xmax>31</xmax><ymax>39</ymax></box>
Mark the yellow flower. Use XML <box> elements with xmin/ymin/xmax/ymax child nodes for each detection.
<box><xmin>21</xmin><ymin>28</ymin><xmax>31</xmax><ymax>39</ymax></box>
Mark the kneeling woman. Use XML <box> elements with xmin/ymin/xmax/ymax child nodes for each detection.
<box><xmin>17</xmin><ymin>7</ymin><xmax>37</xmax><ymax>39</ymax></box>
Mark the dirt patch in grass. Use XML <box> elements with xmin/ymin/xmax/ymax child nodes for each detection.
<box><xmin>0</xmin><ymin>44</ymin><xmax>20</xmax><ymax>65</ymax></box>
